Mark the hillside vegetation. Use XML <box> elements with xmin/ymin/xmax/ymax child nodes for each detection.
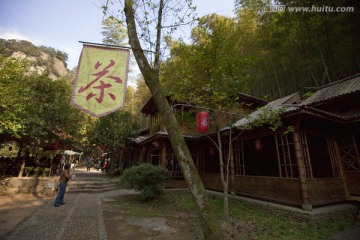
<box><xmin>0</xmin><ymin>39</ymin><xmax>69</xmax><ymax>80</ymax></box>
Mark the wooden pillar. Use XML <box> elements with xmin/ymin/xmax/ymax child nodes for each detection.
<box><xmin>230</xmin><ymin>142</ymin><xmax>235</xmax><ymax>194</ymax></box>
<box><xmin>293</xmin><ymin>132</ymin><xmax>312</xmax><ymax>211</ymax></box>
<box><xmin>161</xmin><ymin>141</ymin><xmax>167</xmax><ymax>168</ymax></box>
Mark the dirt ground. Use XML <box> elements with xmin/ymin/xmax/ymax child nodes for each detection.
<box><xmin>102</xmin><ymin>194</ymin><xmax>204</xmax><ymax>240</ymax></box>
<box><xmin>0</xmin><ymin>192</ymin><xmax>52</xmax><ymax>239</ymax></box>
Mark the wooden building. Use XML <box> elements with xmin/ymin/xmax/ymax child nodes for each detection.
<box><xmin>123</xmin><ymin>74</ymin><xmax>360</xmax><ymax>211</ymax></box>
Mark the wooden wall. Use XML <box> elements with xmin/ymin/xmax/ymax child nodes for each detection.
<box><xmin>344</xmin><ymin>171</ymin><xmax>360</xmax><ymax>195</ymax></box>
<box><xmin>200</xmin><ymin>173</ymin><xmax>303</xmax><ymax>206</ymax></box>
<box><xmin>199</xmin><ymin>174</ymin><xmax>347</xmax><ymax>207</ymax></box>
<box><xmin>306</xmin><ymin>179</ymin><xmax>345</xmax><ymax>206</ymax></box>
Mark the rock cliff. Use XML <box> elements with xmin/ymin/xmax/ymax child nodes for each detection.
<box><xmin>0</xmin><ymin>39</ymin><xmax>69</xmax><ymax>80</ymax></box>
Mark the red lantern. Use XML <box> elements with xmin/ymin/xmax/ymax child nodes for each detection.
<box><xmin>197</xmin><ymin>112</ymin><xmax>210</xmax><ymax>133</ymax></box>
<box><xmin>254</xmin><ymin>139</ymin><xmax>262</xmax><ymax>151</ymax></box>
<box><xmin>152</xmin><ymin>141</ymin><xmax>160</xmax><ymax>148</ymax></box>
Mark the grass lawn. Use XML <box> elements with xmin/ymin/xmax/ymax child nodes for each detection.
<box><xmin>113</xmin><ymin>189</ymin><xmax>357</xmax><ymax>240</ymax></box>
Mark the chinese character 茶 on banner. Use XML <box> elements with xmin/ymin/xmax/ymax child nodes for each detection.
<box><xmin>71</xmin><ymin>44</ymin><xmax>130</xmax><ymax>117</ymax></box>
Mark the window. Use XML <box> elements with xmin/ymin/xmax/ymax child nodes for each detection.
<box><xmin>307</xmin><ymin>134</ymin><xmax>335</xmax><ymax>178</ymax></box>
<box><xmin>243</xmin><ymin>136</ymin><xmax>279</xmax><ymax>177</ymax></box>
<box><xmin>233</xmin><ymin>140</ymin><xmax>245</xmax><ymax>175</ymax></box>
<box><xmin>275</xmin><ymin>134</ymin><xmax>298</xmax><ymax>178</ymax></box>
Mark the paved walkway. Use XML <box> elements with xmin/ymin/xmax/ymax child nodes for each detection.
<box><xmin>6</xmin><ymin>192</ymin><xmax>107</xmax><ymax>240</ymax></box>
<box><xmin>5</xmin><ymin>168</ymin><xmax>109</xmax><ymax>240</ymax></box>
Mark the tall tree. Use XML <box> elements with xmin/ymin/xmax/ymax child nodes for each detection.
<box><xmin>235</xmin><ymin>0</ymin><xmax>360</xmax><ymax>98</ymax></box>
<box><xmin>162</xmin><ymin>14</ymin><xmax>251</xmax><ymax>108</ymax></box>
<box><xmin>101</xmin><ymin>17</ymin><xmax>128</xmax><ymax>45</ymax></box>
<box><xmin>103</xmin><ymin>0</ymin><xmax>223</xmax><ymax>238</ymax></box>
<box><xmin>87</xmin><ymin>111</ymin><xmax>140</xmax><ymax>152</ymax></box>
<box><xmin>0</xmin><ymin>57</ymin><xmax>87</xmax><ymax>176</ymax></box>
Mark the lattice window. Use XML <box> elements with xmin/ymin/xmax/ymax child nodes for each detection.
<box><xmin>327</xmin><ymin>138</ymin><xmax>341</xmax><ymax>178</ymax></box>
<box><xmin>233</xmin><ymin>140</ymin><xmax>245</xmax><ymax>175</ymax></box>
<box><xmin>150</xmin><ymin>153</ymin><xmax>161</xmax><ymax>166</ymax></box>
<box><xmin>222</xmin><ymin>143</ymin><xmax>230</xmax><ymax>175</ymax></box>
<box><xmin>165</xmin><ymin>146</ymin><xmax>183</xmax><ymax>179</ymax></box>
<box><xmin>338</xmin><ymin>135</ymin><xmax>360</xmax><ymax>171</ymax></box>
<box><xmin>275</xmin><ymin>134</ymin><xmax>298</xmax><ymax>178</ymax></box>
<box><xmin>299</xmin><ymin>132</ymin><xmax>313</xmax><ymax>179</ymax></box>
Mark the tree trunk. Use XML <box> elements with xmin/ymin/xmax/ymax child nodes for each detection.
<box><xmin>124</xmin><ymin>1</ymin><xmax>223</xmax><ymax>239</ymax></box>
<box><xmin>216</xmin><ymin>131</ymin><xmax>230</xmax><ymax>222</ymax></box>
<box><xmin>17</xmin><ymin>142</ymin><xmax>24</xmax><ymax>178</ymax></box>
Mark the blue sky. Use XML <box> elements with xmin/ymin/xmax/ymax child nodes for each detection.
<box><xmin>0</xmin><ymin>0</ymin><xmax>235</xmax><ymax>72</ymax></box>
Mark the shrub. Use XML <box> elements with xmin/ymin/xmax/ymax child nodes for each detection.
<box><xmin>42</xmin><ymin>168</ymin><xmax>50</xmax><ymax>177</ymax></box>
<box><xmin>120</xmin><ymin>163</ymin><xmax>171</xmax><ymax>201</ymax></box>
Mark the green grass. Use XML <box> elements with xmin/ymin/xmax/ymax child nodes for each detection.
<box><xmin>112</xmin><ymin>189</ymin><xmax>357</xmax><ymax>240</ymax></box>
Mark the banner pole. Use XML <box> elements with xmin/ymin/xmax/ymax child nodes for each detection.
<box><xmin>79</xmin><ymin>41</ymin><xmax>155</xmax><ymax>53</ymax></box>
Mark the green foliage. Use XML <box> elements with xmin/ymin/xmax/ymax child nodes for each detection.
<box><xmin>42</xmin><ymin>167</ymin><xmax>50</xmax><ymax>177</ymax></box>
<box><xmin>174</xmin><ymin>110</ymin><xmax>197</xmax><ymax>128</ymax></box>
<box><xmin>101</xmin><ymin>17</ymin><xmax>128</xmax><ymax>46</ymax></box>
<box><xmin>162</xmin><ymin>14</ymin><xmax>247</xmax><ymax>110</ymax></box>
<box><xmin>0</xmin><ymin>56</ymin><xmax>86</xmax><ymax>147</ymax></box>
<box><xmin>87</xmin><ymin>111</ymin><xmax>140</xmax><ymax>151</ymax></box>
<box><xmin>34</xmin><ymin>166</ymin><xmax>42</xmax><ymax>176</ymax></box>
<box><xmin>236</xmin><ymin>0</ymin><xmax>360</xmax><ymax>98</ymax></box>
<box><xmin>161</xmin><ymin>0</ymin><xmax>360</xmax><ymax>103</ymax></box>
<box><xmin>240</xmin><ymin>107</ymin><xmax>286</xmax><ymax>131</ymax></box>
<box><xmin>120</xmin><ymin>163</ymin><xmax>171</xmax><ymax>201</ymax></box>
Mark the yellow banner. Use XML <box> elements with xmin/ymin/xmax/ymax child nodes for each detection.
<box><xmin>71</xmin><ymin>45</ymin><xmax>130</xmax><ymax>117</ymax></box>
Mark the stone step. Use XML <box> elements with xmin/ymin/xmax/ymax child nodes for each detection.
<box><xmin>67</xmin><ymin>186</ymin><xmax>118</xmax><ymax>193</ymax></box>
<box><xmin>71</xmin><ymin>177</ymin><xmax>119</xmax><ymax>182</ymax></box>
<box><xmin>69</xmin><ymin>185</ymin><xmax>118</xmax><ymax>190</ymax></box>
<box><xmin>70</xmin><ymin>181</ymin><xmax>118</xmax><ymax>186</ymax></box>
<box><xmin>64</xmin><ymin>169</ymin><xmax>120</xmax><ymax>193</ymax></box>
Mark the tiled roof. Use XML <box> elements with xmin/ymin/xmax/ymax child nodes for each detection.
<box><xmin>238</xmin><ymin>93</ymin><xmax>268</xmax><ymax>107</ymax></box>
<box><xmin>233</xmin><ymin>93</ymin><xmax>301</xmax><ymax>128</ymax></box>
<box><xmin>130</xmin><ymin>130</ymin><xmax>216</xmax><ymax>145</ymax></box>
<box><xmin>232</xmin><ymin>74</ymin><xmax>360</xmax><ymax>130</ymax></box>
<box><xmin>301</xmin><ymin>73</ymin><xmax>360</xmax><ymax>106</ymax></box>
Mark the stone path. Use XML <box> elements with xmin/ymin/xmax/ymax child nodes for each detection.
<box><xmin>6</xmin><ymin>193</ymin><xmax>106</xmax><ymax>240</ymax></box>
<box><xmin>5</xmin><ymin>168</ymin><xmax>112</xmax><ymax>240</ymax></box>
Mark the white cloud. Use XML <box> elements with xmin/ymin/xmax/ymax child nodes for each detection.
<box><xmin>52</xmin><ymin>42</ymin><xmax>82</xmax><ymax>70</ymax></box>
<box><xmin>0</xmin><ymin>27</ymin><xmax>31</xmax><ymax>41</ymax></box>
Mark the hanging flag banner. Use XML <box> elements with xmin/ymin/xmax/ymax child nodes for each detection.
<box><xmin>71</xmin><ymin>44</ymin><xmax>130</xmax><ymax>117</ymax></box>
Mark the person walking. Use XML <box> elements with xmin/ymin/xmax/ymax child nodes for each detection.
<box><xmin>54</xmin><ymin>163</ymin><xmax>71</xmax><ymax>207</ymax></box>
<box><xmin>86</xmin><ymin>156</ymin><xmax>93</xmax><ymax>171</ymax></box>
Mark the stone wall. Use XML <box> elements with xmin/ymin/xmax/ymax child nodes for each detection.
<box><xmin>2</xmin><ymin>177</ymin><xmax>58</xmax><ymax>196</ymax></box>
